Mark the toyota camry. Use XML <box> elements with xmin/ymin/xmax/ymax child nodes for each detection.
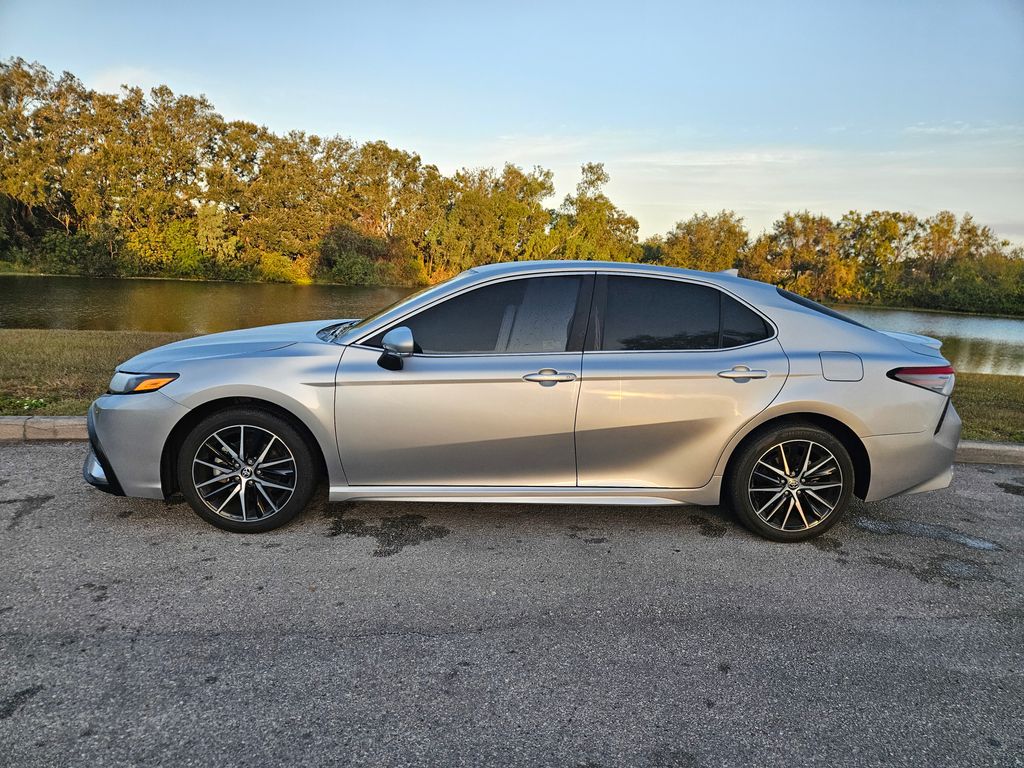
<box><xmin>84</xmin><ymin>261</ymin><xmax>961</xmax><ymax>541</ymax></box>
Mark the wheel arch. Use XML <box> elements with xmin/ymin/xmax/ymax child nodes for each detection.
<box><xmin>160</xmin><ymin>396</ymin><xmax>330</xmax><ymax>498</ymax></box>
<box><xmin>720</xmin><ymin>412</ymin><xmax>871</xmax><ymax>501</ymax></box>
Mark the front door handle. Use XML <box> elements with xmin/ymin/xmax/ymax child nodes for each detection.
<box><xmin>523</xmin><ymin>368</ymin><xmax>577</xmax><ymax>385</ymax></box>
<box><xmin>718</xmin><ymin>366</ymin><xmax>769</xmax><ymax>380</ymax></box>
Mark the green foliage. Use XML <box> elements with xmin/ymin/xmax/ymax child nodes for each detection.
<box><xmin>8</xmin><ymin>230</ymin><xmax>120</xmax><ymax>276</ymax></box>
<box><xmin>320</xmin><ymin>225</ymin><xmax>390</xmax><ymax>284</ymax></box>
<box><xmin>319</xmin><ymin>225</ymin><xmax>426</xmax><ymax>286</ymax></box>
<box><xmin>255</xmin><ymin>252</ymin><xmax>302</xmax><ymax>283</ymax></box>
<box><xmin>659</xmin><ymin>211</ymin><xmax>747</xmax><ymax>272</ymax></box>
<box><xmin>741</xmin><ymin>212</ymin><xmax>859</xmax><ymax>302</ymax></box>
<box><xmin>545</xmin><ymin>163</ymin><xmax>642</xmax><ymax>263</ymax></box>
<box><xmin>0</xmin><ymin>394</ymin><xmax>51</xmax><ymax>412</ymax></box>
<box><xmin>1</xmin><ymin>57</ymin><xmax>1022</xmax><ymax>315</ymax></box>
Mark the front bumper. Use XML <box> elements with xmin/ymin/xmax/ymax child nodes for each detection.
<box><xmin>85</xmin><ymin>391</ymin><xmax>189</xmax><ymax>499</ymax></box>
<box><xmin>83</xmin><ymin>408</ymin><xmax>124</xmax><ymax>495</ymax></box>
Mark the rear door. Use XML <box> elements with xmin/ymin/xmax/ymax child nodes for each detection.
<box><xmin>574</xmin><ymin>274</ymin><xmax>788</xmax><ymax>488</ymax></box>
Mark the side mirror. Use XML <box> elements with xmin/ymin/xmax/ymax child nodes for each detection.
<box><xmin>382</xmin><ymin>326</ymin><xmax>415</xmax><ymax>356</ymax></box>
<box><xmin>377</xmin><ymin>326</ymin><xmax>415</xmax><ymax>371</ymax></box>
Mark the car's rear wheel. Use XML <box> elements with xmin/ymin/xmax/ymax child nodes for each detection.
<box><xmin>177</xmin><ymin>407</ymin><xmax>317</xmax><ymax>533</ymax></box>
<box><xmin>726</xmin><ymin>423</ymin><xmax>854</xmax><ymax>542</ymax></box>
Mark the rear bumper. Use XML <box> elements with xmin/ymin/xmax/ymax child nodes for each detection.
<box><xmin>861</xmin><ymin>401</ymin><xmax>962</xmax><ymax>502</ymax></box>
<box><xmin>85</xmin><ymin>392</ymin><xmax>189</xmax><ymax>499</ymax></box>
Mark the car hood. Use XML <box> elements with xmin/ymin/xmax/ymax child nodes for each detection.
<box><xmin>119</xmin><ymin>320</ymin><xmax>339</xmax><ymax>370</ymax></box>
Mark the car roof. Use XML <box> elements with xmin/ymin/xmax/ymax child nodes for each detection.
<box><xmin>465</xmin><ymin>259</ymin><xmax>748</xmax><ymax>287</ymax></box>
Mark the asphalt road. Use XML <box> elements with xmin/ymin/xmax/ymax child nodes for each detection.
<box><xmin>0</xmin><ymin>443</ymin><xmax>1021</xmax><ymax>768</ymax></box>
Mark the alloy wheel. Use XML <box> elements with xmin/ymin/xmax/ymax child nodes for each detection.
<box><xmin>191</xmin><ymin>424</ymin><xmax>297</xmax><ymax>522</ymax></box>
<box><xmin>747</xmin><ymin>439</ymin><xmax>844</xmax><ymax>532</ymax></box>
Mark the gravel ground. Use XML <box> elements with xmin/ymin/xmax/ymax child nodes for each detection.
<box><xmin>1</xmin><ymin>442</ymin><xmax>1022</xmax><ymax>767</ymax></box>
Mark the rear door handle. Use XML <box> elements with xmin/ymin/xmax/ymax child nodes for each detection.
<box><xmin>523</xmin><ymin>369</ymin><xmax>577</xmax><ymax>384</ymax></box>
<box><xmin>718</xmin><ymin>366</ymin><xmax>769</xmax><ymax>380</ymax></box>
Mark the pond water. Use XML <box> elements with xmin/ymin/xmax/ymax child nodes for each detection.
<box><xmin>0</xmin><ymin>275</ymin><xmax>412</xmax><ymax>334</ymax></box>
<box><xmin>1</xmin><ymin>275</ymin><xmax>1022</xmax><ymax>375</ymax></box>
<box><xmin>835</xmin><ymin>305</ymin><xmax>1024</xmax><ymax>377</ymax></box>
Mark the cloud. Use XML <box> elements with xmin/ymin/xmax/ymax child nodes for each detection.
<box><xmin>418</xmin><ymin>132</ymin><xmax>1024</xmax><ymax>243</ymax></box>
<box><xmin>89</xmin><ymin>66</ymin><xmax>169</xmax><ymax>94</ymax></box>
<box><xmin>84</xmin><ymin>66</ymin><xmax>258</xmax><ymax>126</ymax></box>
<box><xmin>420</xmin><ymin>131</ymin><xmax>638</xmax><ymax>173</ymax></box>
<box><xmin>611</xmin><ymin>144</ymin><xmax>1024</xmax><ymax>241</ymax></box>
<box><xmin>904</xmin><ymin>121</ymin><xmax>1024</xmax><ymax>137</ymax></box>
<box><xmin>622</xmin><ymin>148</ymin><xmax>829</xmax><ymax>168</ymax></box>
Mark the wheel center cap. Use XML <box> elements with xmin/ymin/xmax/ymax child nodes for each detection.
<box><xmin>241</xmin><ymin>467</ymin><xmax>252</xmax><ymax>478</ymax></box>
<box><xmin>788</xmin><ymin>479</ymin><xmax>799</xmax><ymax>489</ymax></box>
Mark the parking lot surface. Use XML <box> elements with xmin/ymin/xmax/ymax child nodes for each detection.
<box><xmin>1</xmin><ymin>442</ymin><xmax>1021</xmax><ymax>767</ymax></box>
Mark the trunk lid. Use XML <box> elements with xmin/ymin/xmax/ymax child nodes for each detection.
<box><xmin>879</xmin><ymin>330</ymin><xmax>945</xmax><ymax>360</ymax></box>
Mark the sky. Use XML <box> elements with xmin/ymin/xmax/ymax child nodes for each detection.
<box><xmin>2</xmin><ymin>0</ymin><xmax>1023</xmax><ymax>241</ymax></box>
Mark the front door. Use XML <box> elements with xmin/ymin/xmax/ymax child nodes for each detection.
<box><xmin>574</xmin><ymin>274</ymin><xmax>788</xmax><ymax>488</ymax></box>
<box><xmin>336</xmin><ymin>274</ymin><xmax>592</xmax><ymax>487</ymax></box>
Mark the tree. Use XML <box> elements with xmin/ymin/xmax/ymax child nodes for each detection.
<box><xmin>1</xmin><ymin>57</ymin><xmax>1023</xmax><ymax>315</ymax></box>
<box><xmin>838</xmin><ymin>210</ymin><xmax>919</xmax><ymax>300</ymax></box>
<box><xmin>659</xmin><ymin>211</ymin><xmax>748</xmax><ymax>272</ymax></box>
<box><xmin>421</xmin><ymin>164</ymin><xmax>553</xmax><ymax>280</ymax></box>
<box><xmin>545</xmin><ymin>163</ymin><xmax>641</xmax><ymax>262</ymax></box>
<box><xmin>742</xmin><ymin>212</ymin><xmax>859</xmax><ymax>302</ymax></box>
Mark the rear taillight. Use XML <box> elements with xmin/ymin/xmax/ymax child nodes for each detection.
<box><xmin>888</xmin><ymin>365</ymin><xmax>955</xmax><ymax>396</ymax></box>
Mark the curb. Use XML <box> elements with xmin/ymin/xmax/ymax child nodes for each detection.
<box><xmin>954</xmin><ymin>440</ymin><xmax>1024</xmax><ymax>466</ymax></box>
<box><xmin>2</xmin><ymin>416</ymin><xmax>1023</xmax><ymax>466</ymax></box>
<box><xmin>0</xmin><ymin>416</ymin><xmax>88</xmax><ymax>441</ymax></box>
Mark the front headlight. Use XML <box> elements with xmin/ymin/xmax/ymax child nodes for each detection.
<box><xmin>108</xmin><ymin>371</ymin><xmax>179</xmax><ymax>394</ymax></box>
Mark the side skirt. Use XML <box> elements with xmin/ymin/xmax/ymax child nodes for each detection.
<box><xmin>328</xmin><ymin>477</ymin><xmax>722</xmax><ymax>506</ymax></box>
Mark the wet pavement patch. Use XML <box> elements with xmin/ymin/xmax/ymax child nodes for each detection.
<box><xmin>0</xmin><ymin>495</ymin><xmax>55</xmax><ymax>530</ymax></box>
<box><xmin>853</xmin><ymin>516</ymin><xmax>1000</xmax><ymax>551</ymax></box>
<box><xmin>0</xmin><ymin>685</ymin><xmax>43</xmax><ymax>720</ymax></box>
<box><xmin>809</xmin><ymin>535</ymin><xmax>851</xmax><ymax>564</ymax></box>
<box><xmin>78</xmin><ymin>583</ymin><xmax>109</xmax><ymax>603</ymax></box>
<box><xmin>325</xmin><ymin>508</ymin><xmax>449</xmax><ymax>557</ymax></box>
<box><xmin>810</xmin><ymin>536</ymin><xmax>843</xmax><ymax>553</ymax></box>
<box><xmin>995</xmin><ymin>481</ymin><xmax>1024</xmax><ymax>498</ymax></box>
<box><xmin>685</xmin><ymin>513</ymin><xmax>728</xmax><ymax>538</ymax></box>
<box><xmin>567</xmin><ymin>525</ymin><xmax>609</xmax><ymax>545</ymax></box>
<box><xmin>866</xmin><ymin>554</ymin><xmax>997</xmax><ymax>588</ymax></box>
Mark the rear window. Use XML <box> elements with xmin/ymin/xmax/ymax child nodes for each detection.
<box><xmin>776</xmin><ymin>288</ymin><xmax>872</xmax><ymax>330</ymax></box>
<box><xmin>601</xmin><ymin>277</ymin><xmax>720</xmax><ymax>351</ymax></box>
<box><xmin>596</xmin><ymin>276</ymin><xmax>773</xmax><ymax>351</ymax></box>
<box><xmin>721</xmin><ymin>294</ymin><xmax>771</xmax><ymax>347</ymax></box>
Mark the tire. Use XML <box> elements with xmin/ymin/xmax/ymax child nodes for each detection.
<box><xmin>726</xmin><ymin>423</ymin><xmax>854</xmax><ymax>542</ymax></box>
<box><xmin>177</xmin><ymin>407</ymin><xmax>318</xmax><ymax>533</ymax></box>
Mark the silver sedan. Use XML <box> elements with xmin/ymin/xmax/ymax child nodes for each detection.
<box><xmin>84</xmin><ymin>261</ymin><xmax>961</xmax><ymax>541</ymax></box>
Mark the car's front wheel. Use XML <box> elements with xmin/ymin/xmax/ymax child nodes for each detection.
<box><xmin>177</xmin><ymin>407</ymin><xmax>317</xmax><ymax>533</ymax></box>
<box><xmin>726</xmin><ymin>423</ymin><xmax>854</xmax><ymax>542</ymax></box>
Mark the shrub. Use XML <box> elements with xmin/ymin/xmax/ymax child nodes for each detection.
<box><xmin>255</xmin><ymin>251</ymin><xmax>301</xmax><ymax>283</ymax></box>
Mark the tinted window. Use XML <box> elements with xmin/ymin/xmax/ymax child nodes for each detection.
<box><xmin>371</xmin><ymin>276</ymin><xmax>582</xmax><ymax>354</ymax></box>
<box><xmin>721</xmin><ymin>294</ymin><xmax>771</xmax><ymax>347</ymax></box>
<box><xmin>601</xmin><ymin>277</ymin><xmax>719</xmax><ymax>351</ymax></box>
<box><xmin>776</xmin><ymin>287</ymin><xmax>872</xmax><ymax>329</ymax></box>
